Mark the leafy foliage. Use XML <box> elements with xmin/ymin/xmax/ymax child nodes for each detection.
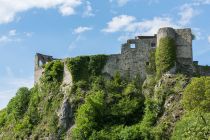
<box><xmin>182</xmin><ymin>77</ymin><xmax>210</xmax><ymax>112</ymax></box>
<box><xmin>43</xmin><ymin>60</ymin><xmax>64</xmax><ymax>83</ymax></box>
<box><xmin>0</xmin><ymin>60</ymin><xmax>65</xmax><ymax>139</ymax></box>
<box><xmin>172</xmin><ymin>77</ymin><xmax>210</xmax><ymax>139</ymax></box>
<box><xmin>71</xmin><ymin>73</ymin><xmax>145</xmax><ymax>140</ymax></box>
<box><xmin>67</xmin><ymin>55</ymin><xmax>107</xmax><ymax>82</ymax></box>
<box><xmin>155</xmin><ymin>37</ymin><xmax>176</xmax><ymax>78</ymax></box>
<box><xmin>146</xmin><ymin>50</ymin><xmax>156</xmax><ymax>75</ymax></box>
<box><xmin>7</xmin><ymin>87</ymin><xmax>31</xmax><ymax>120</ymax></box>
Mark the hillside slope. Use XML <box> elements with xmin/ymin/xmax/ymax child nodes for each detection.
<box><xmin>0</xmin><ymin>56</ymin><xmax>210</xmax><ymax>140</ymax></box>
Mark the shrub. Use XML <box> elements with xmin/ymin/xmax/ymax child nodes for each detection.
<box><xmin>67</xmin><ymin>55</ymin><xmax>107</xmax><ymax>82</ymax></box>
<box><xmin>155</xmin><ymin>37</ymin><xmax>176</xmax><ymax>78</ymax></box>
<box><xmin>43</xmin><ymin>60</ymin><xmax>64</xmax><ymax>83</ymax></box>
<box><xmin>0</xmin><ymin>109</ymin><xmax>6</xmax><ymax>127</ymax></box>
<box><xmin>72</xmin><ymin>91</ymin><xmax>106</xmax><ymax>140</ymax></box>
<box><xmin>172</xmin><ymin>112</ymin><xmax>210</xmax><ymax>140</ymax></box>
<box><xmin>182</xmin><ymin>77</ymin><xmax>210</xmax><ymax>112</ymax></box>
<box><xmin>7</xmin><ymin>87</ymin><xmax>31</xmax><ymax>120</ymax></box>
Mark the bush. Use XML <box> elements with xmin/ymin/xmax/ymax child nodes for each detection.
<box><xmin>67</xmin><ymin>55</ymin><xmax>107</xmax><ymax>82</ymax></box>
<box><xmin>7</xmin><ymin>87</ymin><xmax>31</xmax><ymax>120</ymax></box>
<box><xmin>182</xmin><ymin>77</ymin><xmax>210</xmax><ymax>112</ymax></box>
<box><xmin>155</xmin><ymin>37</ymin><xmax>176</xmax><ymax>78</ymax></box>
<box><xmin>172</xmin><ymin>112</ymin><xmax>210</xmax><ymax>140</ymax></box>
<box><xmin>72</xmin><ymin>91</ymin><xmax>106</xmax><ymax>140</ymax></box>
<box><xmin>43</xmin><ymin>60</ymin><xmax>64</xmax><ymax>83</ymax></box>
<box><xmin>0</xmin><ymin>109</ymin><xmax>6</xmax><ymax>127</ymax></box>
<box><xmin>71</xmin><ymin>74</ymin><xmax>145</xmax><ymax>139</ymax></box>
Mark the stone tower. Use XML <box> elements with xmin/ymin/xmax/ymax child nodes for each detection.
<box><xmin>157</xmin><ymin>27</ymin><xmax>193</xmax><ymax>74</ymax></box>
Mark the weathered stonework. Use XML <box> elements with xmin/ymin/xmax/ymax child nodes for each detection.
<box><xmin>34</xmin><ymin>53</ymin><xmax>54</xmax><ymax>84</ymax></box>
<box><xmin>103</xmin><ymin>36</ymin><xmax>156</xmax><ymax>79</ymax></box>
<box><xmin>34</xmin><ymin>27</ymin><xmax>210</xmax><ymax>84</ymax></box>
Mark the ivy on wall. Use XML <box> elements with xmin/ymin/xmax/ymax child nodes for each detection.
<box><xmin>66</xmin><ymin>55</ymin><xmax>108</xmax><ymax>82</ymax></box>
<box><xmin>155</xmin><ymin>37</ymin><xmax>176</xmax><ymax>78</ymax></box>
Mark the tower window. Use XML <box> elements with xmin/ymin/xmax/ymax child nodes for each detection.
<box><xmin>151</xmin><ymin>43</ymin><xmax>156</xmax><ymax>47</ymax></box>
<box><xmin>130</xmin><ymin>44</ymin><xmax>136</xmax><ymax>48</ymax></box>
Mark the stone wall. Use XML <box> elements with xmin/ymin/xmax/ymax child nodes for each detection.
<box><xmin>196</xmin><ymin>65</ymin><xmax>210</xmax><ymax>76</ymax></box>
<box><xmin>34</xmin><ymin>53</ymin><xmax>54</xmax><ymax>84</ymax></box>
<box><xmin>175</xmin><ymin>29</ymin><xmax>192</xmax><ymax>60</ymax></box>
<box><xmin>103</xmin><ymin>36</ymin><xmax>156</xmax><ymax>80</ymax></box>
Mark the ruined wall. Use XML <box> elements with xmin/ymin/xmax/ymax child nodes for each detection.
<box><xmin>193</xmin><ymin>61</ymin><xmax>210</xmax><ymax>76</ymax></box>
<box><xmin>196</xmin><ymin>65</ymin><xmax>210</xmax><ymax>76</ymax></box>
<box><xmin>103</xmin><ymin>36</ymin><xmax>156</xmax><ymax>79</ymax></box>
<box><xmin>34</xmin><ymin>53</ymin><xmax>54</xmax><ymax>84</ymax></box>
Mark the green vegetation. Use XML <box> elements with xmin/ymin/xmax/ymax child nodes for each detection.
<box><xmin>146</xmin><ymin>50</ymin><xmax>156</xmax><ymax>75</ymax></box>
<box><xmin>0</xmin><ymin>54</ymin><xmax>210</xmax><ymax>139</ymax></box>
<box><xmin>172</xmin><ymin>77</ymin><xmax>210</xmax><ymax>139</ymax></box>
<box><xmin>155</xmin><ymin>37</ymin><xmax>176</xmax><ymax>78</ymax></box>
<box><xmin>67</xmin><ymin>55</ymin><xmax>107</xmax><ymax>82</ymax></box>
<box><xmin>0</xmin><ymin>60</ymin><xmax>64</xmax><ymax>139</ymax></box>
<box><xmin>43</xmin><ymin>60</ymin><xmax>64</xmax><ymax>83</ymax></box>
<box><xmin>71</xmin><ymin>74</ymin><xmax>144</xmax><ymax>140</ymax></box>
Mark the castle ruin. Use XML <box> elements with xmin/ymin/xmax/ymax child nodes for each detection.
<box><xmin>34</xmin><ymin>27</ymin><xmax>210</xmax><ymax>84</ymax></box>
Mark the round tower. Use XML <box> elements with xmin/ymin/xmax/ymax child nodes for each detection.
<box><xmin>157</xmin><ymin>27</ymin><xmax>176</xmax><ymax>47</ymax></box>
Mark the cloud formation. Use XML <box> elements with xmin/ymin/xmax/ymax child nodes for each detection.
<box><xmin>110</xmin><ymin>0</ymin><xmax>130</xmax><ymax>6</ymax></box>
<box><xmin>0</xmin><ymin>0</ymin><xmax>82</xmax><ymax>24</ymax></box>
<box><xmin>102</xmin><ymin>15</ymin><xmax>136</xmax><ymax>33</ymax></box>
<box><xmin>102</xmin><ymin>15</ymin><xmax>179</xmax><ymax>42</ymax></box>
<box><xmin>103</xmin><ymin>15</ymin><xmax>178</xmax><ymax>34</ymax></box>
<box><xmin>73</xmin><ymin>26</ymin><xmax>92</xmax><ymax>34</ymax></box>
<box><xmin>0</xmin><ymin>29</ymin><xmax>32</xmax><ymax>46</ymax></box>
<box><xmin>178</xmin><ymin>4</ymin><xmax>199</xmax><ymax>26</ymax></box>
<box><xmin>208</xmin><ymin>36</ymin><xmax>210</xmax><ymax>43</ymax></box>
<box><xmin>83</xmin><ymin>1</ymin><xmax>94</xmax><ymax>17</ymax></box>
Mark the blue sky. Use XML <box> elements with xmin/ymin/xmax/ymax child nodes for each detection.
<box><xmin>0</xmin><ymin>0</ymin><xmax>210</xmax><ymax>109</ymax></box>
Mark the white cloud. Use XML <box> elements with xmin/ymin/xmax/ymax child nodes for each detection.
<box><xmin>0</xmin><ymin>0</ymin><xmax>82</xmax><ymax>24</ymax></box>
<box><xmin>0</xmin><ymin>30</ymin><xmax>22</xmax><ymax>44</ymax></box>
<box><xmin>8</xmin><ymin>29</ymin><xmax>17</xmax><ymax>36</ymax></box>
<box><xmin>208</xmin><ymin>36</ymin><xmax>210</xmax><ymax>43</ymax></box>
<box><xmin>103</xmin><ymin>15</ymin><xmax>178</xmax><ymax>34</ymax></box>
<box><xmin>178</xmin><ymin>4</ymin><xmax>199</xmax><ymax>26</ymax></box>
<box><xmin>103</xmin><ymin>15</ymin><xmax>179</xmax><ymax>42</ymax></box>
<box><xmin>194</xmin><ymin>0</ymin><xmax>210</xmax><ymax>5</ymax></box>
<box><xmin>102</xmin><ymin>15</ymin><xmax>136</xmax><ymax>33</ymax></box>
<box><xmin>0</xmin><ymin>36</ymin><xmax>11</xmax><ymax>43</ymax></box>
<box><xmin>73</xmin><ymin>26</ymin><xmax>92</xmax><ymax>34</ymax></box>
<box><xmin>110</xmin><ymin>0</ymin><xmax>130</xmax><ymax>6</ymax></box>
<box><xmin>24</xmin><ymin>32</ymin><xmax>33</xmax><ymax>37</ymax></box>
<box><xmin>83</xmin><ymin>1</ymin><xmax>94</xmax><ymax>17</ymax></box>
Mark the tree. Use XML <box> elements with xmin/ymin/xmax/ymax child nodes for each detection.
<box><xmin>182</xmin><ymin>77</ymin><xmax>210</xmax><ymax>111</ymax></box>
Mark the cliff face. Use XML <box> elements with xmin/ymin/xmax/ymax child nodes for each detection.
<box><xmin>1</xmin><ymin>54</ymin><xmax>210</xmax><ymax>140</ymax></box>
